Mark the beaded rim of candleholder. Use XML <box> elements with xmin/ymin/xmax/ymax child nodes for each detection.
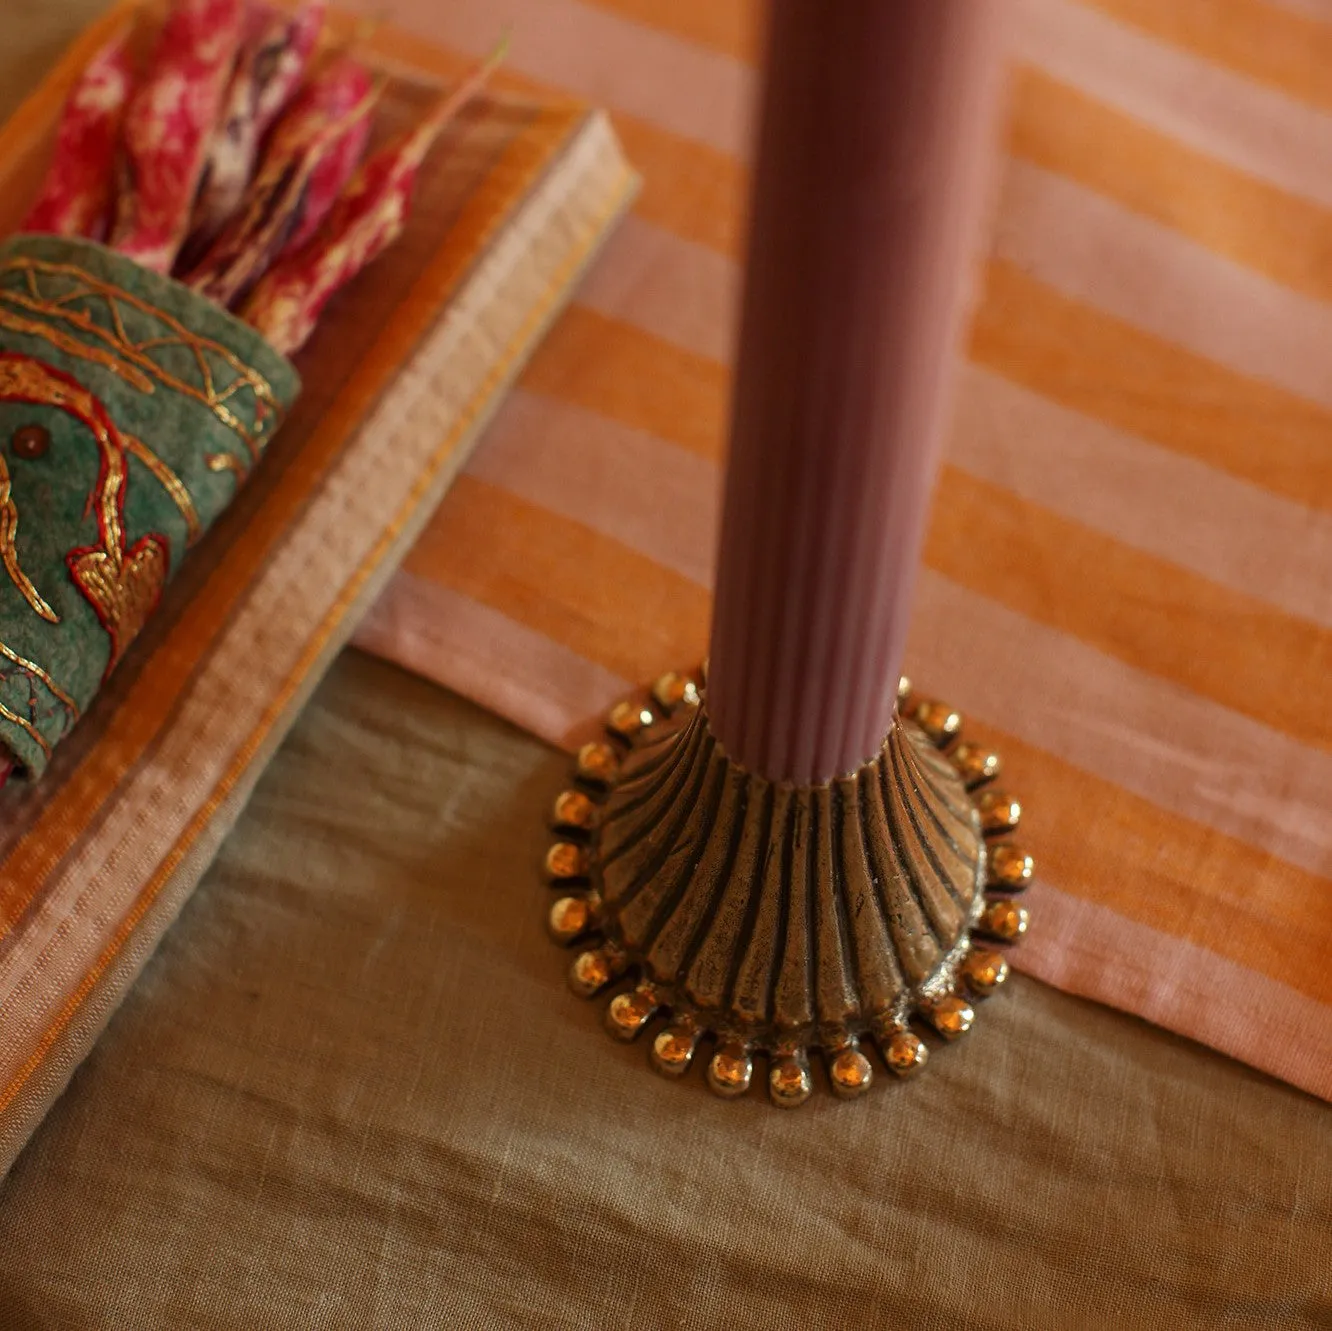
<box><xmin>542</xmin><ymin>668</ymin><xmax>1031</xmax><ymax>1107</ymax></box>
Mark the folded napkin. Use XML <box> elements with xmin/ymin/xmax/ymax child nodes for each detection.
<box><xmin>356</xmin><ymin>0</ymin><xmax>1332</xmax><ymax>1101</ymax></box>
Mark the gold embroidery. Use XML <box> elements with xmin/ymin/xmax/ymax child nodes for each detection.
<box><xmin>0</xmin><ymin>639</ymin><xmax>79</xmax><ymax>720</ymax></box>
<box><xmin>124</xmin><ymin>434</ymin><xmax>202</xmax><ymax>543</ymax></box>
<box><xmin>0</xmin><ymin>354</ymin><xmax>121</xmax><ymax>532</ymax></box>
<box><xmin>0</xmin><ymin>454</ymin><xmax>59</xmax><ymax>623</ymax></box>
<box><xmin>0</xmin><ymin>329</ymin><xmax>206</xmax><ymax>546</ymax></box>
<box><xmin>0</xmin><ymin>698</ymin><xmax>51</xmax><ymax>760</ymax></box>
<box><xmin>0</xmin><ymin>308</ymin><xmax>155</xmax><ymax>393</ymax></box>
<box><xmin>0</xmin><ymin>636</ymin><xmax>80</xmax><ymax>756</ymax></box>
<box><xmin>0</xmin><ymin>355</ymin><xmax>169</xmax><ymax>669</ymax></box>
<box><xmin>0</xmin><ymin>256</ymin><xmax>286</xmax><ymax>461</ymax></box>
<box><xmin>0</xmin><ymin>286</ymin><xmax>265</xmax><ymax>461</ymax></box>
<box><xmin>205</xmin><ymin>451</ymin><xmax>247</xmax><ymax>482</ymax></box>
<box><xmin>67</xmin><ymin>538</ymin><xmax>167</xmax><ymax>669</ymax></box>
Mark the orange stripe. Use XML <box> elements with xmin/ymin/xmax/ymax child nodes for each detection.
<box><xmin>987</xmin><ymin>725</ymin><xmax>1332</xmax><ymax>1004</ymax></box>
<box><xmin>926</xmin><ymin>466</ymin><xmax>1332</xmax><ymax>751</ymax></box>
<box><xmin>971</xmin><ymin>259</ymin><xmax>1332</xmax><ymax>513</ymax></box>
<box><xmin>341</xmin><ymin>9</ymin><xmax>747</xmax><ymax>257</ymax></box>
<box><xmin>410</xmin><ymin>477</ymin><xmax>710</xmax><ymax>683</ymax></box>
<box><xmin>533</xmin><ymin>249</ymin><xmax>1326</xmax><ymax>548</ymax></box>
<box><xmin>477</xmin><ymin>198</ymin><xmax>1332</xmax><ymax>761</ymax></box>
<box><xmin>0</xmin><ymin>101</ymin><xmax>585</xmax><ymax>931</ymax></box>
<box><xmin>531</xmin><ymin>262</ymin><xmax>1332</xmax><ymax>524</ymax></box>
<box><xmin>1086</xmin><ymin>0</ymin><xmax>1332</xmax><ymax>114</ymax></box>
<box><xmin>611</xmin><ymin>117</ymin><xmax>746</xmax><ymax>256</ymax></box>
<box><xmin>521</xmin><ymin>305</ymin><xmax>729</xmax><ymax>460</ymax></box>
<box><xmin>578</xmin><ymin>0</ymin><xmax>760</xmax><ymax>62</ymax></box>
<box><xmin>519</xmin><ymin>314</ymin><xmax>1332</xmax><ymax>750</ymax></box>
<box><xmin>1009</xmin><ymin>67</ymin><xmax>1332</xmax><ymax>305</ymax></box>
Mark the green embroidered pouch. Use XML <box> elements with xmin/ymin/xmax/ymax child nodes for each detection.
<box><xmin>0</xmin><ymin>233</ymin><xmax>300</xmax><ymax>777</ymax></box>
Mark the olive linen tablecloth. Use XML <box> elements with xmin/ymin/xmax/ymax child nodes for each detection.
<box><xmin>0</xmin><ymin>653</ymin><xmax>1327</xmax><ymax>1330</ymax></box>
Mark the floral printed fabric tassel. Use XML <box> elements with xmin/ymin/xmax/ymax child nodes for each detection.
<box><xmin>278</xmin><ymin>69</ymin><xmax>373</xmax><ymax>256</ymax></box>
<box><xmin>242</xmin><ymin>41</ymin><xmax>508</xmax><ymax>355</ymax></box>
<box><xmin>185</xmin><ymin>57</ymin><xmax>380</xmax><ymax>308</ymax></box>
<box><xmin>21</xmin><ymin>29</ymin><xmax>135</xmax><ymax>241</ymax></box>
<box><xmin>110</xmin><ymin>0</ymin><xmax>245</xmax><ymax>273</ymax></box>
<box><xmin>183</xmin><ymin>0</ymin><xmax>326</xmax><ymax>260</ymax></box>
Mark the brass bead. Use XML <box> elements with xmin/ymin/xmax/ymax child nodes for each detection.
<box><xmin>706</xmin><ymin>1043</ymin><xmax>753</xmax><ymax>1098</ymax></box>
<box><xmin>977</xmin><ymin>789</ymin><xmax>1021</xmax><ymax>834</ymax></box>
<box><xmin>548</xmin><ymin>895</ymin><xmax>593</xmax><ymax>944</ymax></box>
<box><xmin>961</xmin><ymin>948</ymin><xmax>1010</xmax><ymax>997</ymax></box>
<box><xmin>606</xmin><ymin>988</ymin><xmax>657</xmax><ymax>1041</ymax></box>
<box><xmin>568</xmin><ymin>949</ymin><xmax>613</xmax><ymax>997</ymax></box>
<box><xmin>651</xmin><ymin>1024</ymin><xmax>698</xmax><ymax>1077</ymax></box>
<box><xmin>768</xmin><ymin>1053</ymin><xmax>813</xmax><ymax>1108</ymax></box>
<box><xmin>545</xmin><ymin>841</ymin><xmax>589</xmax><ymax>881</ymax></box>
<box><xmin>924</xmin><ymin>995</ymin><xmax>975</xmax><ymax>1040</ymax></box>
<box><xmin>552</xmin><ymin>789</ymin><xmax>598</xmax><ymax>832</ymax></box>
<box><xmin>576</xmin><ymin>741</ymin><xmax>620</xmax><ymax>785</ymax></box>
<box><xmin>828</xmin><ymin>1046</ymin><xmax>873</xmax><ymax>1099</ymax></box>
<box><xmin>607</xmin><ymin>700</ymin><xmax>654</xmax><ymax>741</ymax></box>
<box><xmin>988</xmin><ymin>844</ymin><xmax>1033</xmax><ymax>891</ymax></box>
<box><xmin>950</xmin><ymin>742</ymin><xmax>1001</xmax><ymax>789</ymax></box>
<box><xmin>913</xmin><ymin>700</ymin><xmax>963</xmax><ymax>746</ymax></box>
<box><xmin>897</xmin><ymin>674</ymin><xmax>912</xmax><ymax>703</ymax></box>
<box><xmin>977</xmin><ymin>898</ymin><xmax>1029</xmax><ymax>941</ymax></box>
<box><xmin>651</xmin><ymin>672</ymin><xmax>701</xmax><ymax>713</ymax></box>
<box><xmin>883</xmin><ymin>1029</ymin><xmax>929</xmax><ymax>1077</ymax></box>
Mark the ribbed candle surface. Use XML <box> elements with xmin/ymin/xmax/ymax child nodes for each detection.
<box><xmin>707</xmin><ymin>1</ymin><xmax>1011</xmax><ymax>783</ymax></box>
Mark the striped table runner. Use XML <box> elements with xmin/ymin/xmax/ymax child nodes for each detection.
<box><xmin>353</xmin><ymin>0</ymin><xmax>1332</xmax><ymax>1100</ymax></box>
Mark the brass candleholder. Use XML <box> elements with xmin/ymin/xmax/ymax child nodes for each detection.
<box><xmin>542</xmin><ymin>669</ymin><xmax>1031</xmax><ymax>1106</ymax></box>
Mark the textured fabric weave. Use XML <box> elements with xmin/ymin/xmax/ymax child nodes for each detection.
<box><xmin>352</xmin><ymin>0</ymin><xmax>1332</xmax><ymax>1100</ymax></box>
<box><xmin>0</xmin><ymin>653</ymin><xmax>1328</xmax><ymax>1330</ymax></box>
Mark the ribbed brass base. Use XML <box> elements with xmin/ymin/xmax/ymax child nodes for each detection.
<box><xmin>543</xmin><ymin>670</ymin><xmax>1031</xmax><ymax>1106</ymax></box>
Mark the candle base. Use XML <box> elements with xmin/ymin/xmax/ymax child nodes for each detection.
<box><xmin>543</xmin><ymin>670</ymin><xmax>1032</xmax><ymax>1106</ymax></box>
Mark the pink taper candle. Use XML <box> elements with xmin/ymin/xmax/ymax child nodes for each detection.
<box><xmin>707</xmin><ymin>0</ymin><xmax>1011</xmax><ymax>783</ymax></box>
